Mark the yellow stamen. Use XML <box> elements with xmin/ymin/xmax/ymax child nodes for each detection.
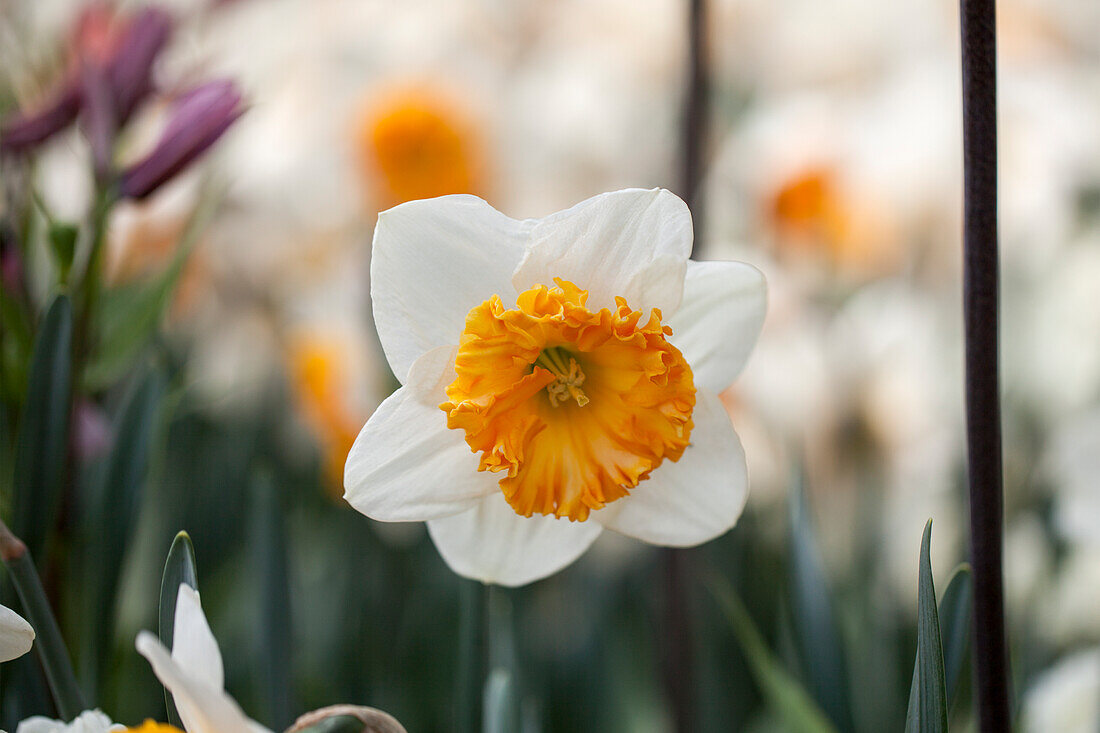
<box><xmin>440</xmin><ymin>279</ymin><xmax>696</xmax><ymax>521</ymax></box>
<box><xmin>534</xmin><ymin>346</ymin><xmax>589</xmax><ymax>407</ymax></box>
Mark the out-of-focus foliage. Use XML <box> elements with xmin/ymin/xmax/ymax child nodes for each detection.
<box><xmin>1</xmin><ymin>0</ymin><xmax>1099</xmax><ymax>731</ymax></box>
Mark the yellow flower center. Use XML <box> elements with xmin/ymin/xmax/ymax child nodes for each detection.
<box><xmin>356</xmin><ymin>88</ymin><xmax>485</xmax><ymax>209</ymax></box>
<box><xmin>126</xmin><ymin>721</ymin><xmax>183</xmax><ymax>733</ymax></box>
<box><xmin>440</xmin><ymin>279</ymin><xmax>696</xmax><ymax>522</ymax></box>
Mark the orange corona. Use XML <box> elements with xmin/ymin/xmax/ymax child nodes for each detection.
<box><xmin>441</xmin><ymin>279</ymin><xmax>696</xmax><ymax>522</ymax></box>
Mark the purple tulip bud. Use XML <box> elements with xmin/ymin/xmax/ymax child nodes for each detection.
<box><xmin>80</xmin><ymin>60</ymin><xmax>117</xmax><ymax>181</ymax></box>
<box><xmin>1</xmin><ymin>5</ymin><xmax>172</xmax><ymax>156</ymax></box>
<box><xmin>0</xmin><ymin>86</ymin><xmax>81</xmax><ymax>153</ymax></box>
<box><xmin>119</xmin><ymin>80</ymin><xmax>244</xmax><ymax>199</ymax></box>
<box><xmin>106</xmin><ymin>8</ymin><xmax>174</xmax><ymax>124</ymax></box>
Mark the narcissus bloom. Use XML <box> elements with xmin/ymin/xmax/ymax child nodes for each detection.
<box><xmin>136</xmin><ymin>585</ymin><xmax>270</xmax><ymax>733</ymax></box>
<box><xmin>0</xmin><ymin>602</ymin><xmax>34</xmax><ymax>663</ymax></box>
<box><xmin>345</xmin><ymin>188</ymin><xmax>766</xmax><ymax>586</ymax></box>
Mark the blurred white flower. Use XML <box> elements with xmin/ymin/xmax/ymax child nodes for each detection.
<box><xmin>1043</xmin><ymin>409</ymin><xmax>1100</xmax><ymax>546</ymax></box>
<box><xmin>711</xmin><ymin>0</ymin><xmax>951</xmax><ymax>90</ymax></box>
<box><xmin>15</xmin><ymin>710</ymin><xmax>123</xmax><ymax>733</ymax></box>
<box><xmin>345</xmin><ymin>189</ymin><xmax>766</xmax><ymax>586</ymax></box>
<box><xmin>136</xmin><ymin>585</ymin><xmax>269</xmax><ymax>733</ymax></box>
<box><xmin>705</xmin><ymin>63</ymin><xmax>960</xmax><ymax>283</ymax></box>
<box><xmin>1037</xmin><ymin>548</ymin><xmax>1100</xmax><ymax>646</ymax></box>
<box><xmin>1021</xmin><ymin>648</ymin><xmax>1100</xmax><ymax>733</ymax></box>
<box><xmin>0</xmin><ymin>603</ymin><xmax>34</xmax><ymax>663</ymax></box>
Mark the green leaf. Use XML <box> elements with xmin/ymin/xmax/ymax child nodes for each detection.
<box><xmin>79</xmin><ymin>366</ymin><xmax>166</xmax><ymax>695</ymax></box>
<box><xmin>706</xmin><ymin>572</ymin><xmax>839</xmax><ymax>733</ymax></box>
<box><xmin>904</xmin><ymin>520</ymin><xmax>949</xmax><ymax>733</ymax></box>
<box><xmin>11</xmin><ymin>294</ymin><xmax>72</xmax><ymax>563</ymax></box>
<box><xmin>249</xmin><ymin>472</ymin><xmax>293</xmax><ymax>728</ymax></box>
<box><xmin>938</xmin><ymin>564</ymin><xmax>972</xmax><ymax>710</ymax></box>
<box><xmin>788</xmin><ymin>470</ymin><xmax>855</xmax><ymax>732</ymax></box>
<box><xmin>1</xmin><ymin>534</ymin><xmax>87</xmax><ymax>719</ymax></box>
<box><xmin>47</xmin><ymin>223</ymin><xmax>78</xmax><ymax>279</ymax></box>
<box><xmin>83</xmin><ymin>188</ymin><xmax>219</xmax><ymax>390</ymax></box>
<box><xmin>159</xmin><ymin>531</ymin><xmax>198</xmax><ymax>729</ymax></box>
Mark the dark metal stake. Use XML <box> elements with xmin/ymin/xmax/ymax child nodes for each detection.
<box><xmin>661</xmin><ymin>1</ymin><xmax>709</xmax><ymax>730</ymax></box>
<box><xmin>959</xmin><ymin>0</ymin><xmax>1012</xmax><ymax>729</ymax></box>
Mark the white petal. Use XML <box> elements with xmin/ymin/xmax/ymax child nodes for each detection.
<box><xmin>15</xmin><ymin>710</ymin><xmax>122</xmax><ymax>733</ymax></box>
<box><xmin>0</xmin><ymin>603</ymin><xmax>34</xmax><ymax>662</ymax></box>
<box><xmin>597</xmin><ymin>389</ymin><xmax>748</xmax><ymax>546</ymax></box>
<box><xmin>136</xmin><ymin>632</ymin><xmax>270</xmax><ymax>733</ymax></box>
<box><xmin>371</xmin><ymin>195</ymin><xmax>532</xmax><ymax>382</ymax></box>
<box><xmin>171</xmin><ymin>585</ymin><xmax>224</xmax><ymax>690</ymax></box>
<box><xmin>667</xmin><ymin>260</ymin><xmax>767</xmax><ymax>394</ymax></box>
<box><xmin>426</xmin><ymin>493</ymin><xmax>603</xmax><ymax>586</ymax></box>
<box><xmin>513</xmin><ymin>188</ymin><xmax>692</xmax><ymax>314</ymax></box>
<box><xmin>344</xmin><ymin>347</ymin><xmax>497</xmax><ymax>521</ymax></box>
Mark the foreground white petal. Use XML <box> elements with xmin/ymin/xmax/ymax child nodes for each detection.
<box><xmin>345</xmin><ymin>347</ymin><xmax>497</xmax><ymax>521</ymax></box>
<box><xmin>427</xmin><ymin>493</ymin><xmax>603</xmax><ymax>586</ymax></box>
<box><xmin>372</xmin><ymin>195</ymin><xmax>532</xmax><ymax>382</ymax></box>
<box><xmin>172</xmin><ymin>585</ymin><xmax>224</xmax><ymax>690</ymax></box>
<box><xmin>513</xmin><ymin>188</ymin><xmax>692</xmax><ymax>314</ymax></box>
<box><xmin>15</xmin><ymin>710</ymin><xmax>124</xmax><ymax>733</ymax></box>
<box><xmin>137</xmin><ymin>630</ymin><xmax>269</xmax><ymax>733</ymax></box>
<box><xmin>597</xmin><ymin>389</ymin><xmax>748</xmax><ymax>546</ymax></box>
<box><xmin>0</xmin><ymin>603</ymin><xmax>34</xmax><ymax>662</ymax></box>
<box><xmin>667</xmin><ymin>261</ymin><xmax>767</xmax><ymax>394</ymax></box>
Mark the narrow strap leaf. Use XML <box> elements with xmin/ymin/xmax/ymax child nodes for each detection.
<box><xmin>12</xmin><ymin>294</ymin><xmax>72</xmax><ymax>564</ymax></box>
<box><xmin>249</xmin><ymin>472</ymin><xmax>294</xmax><ymax>728</ymax></box>
<box><xmin>706</xmin><ymin>571</ymin><xmax>838</xmax><ymax>733</ymax></box>
<box><xmin>159</xmin><ymin>530</ymin><xmax>198</xmax><ymax>729</ymax></box>
<box><xmin>938</xmin><ymin>563</ymin><xmax>973</xmax><ymax>711</ymax></box>
<box><xmin>79</xmin><ymin>366</ymin><xmax>166</xmax><ymax>696</ymax></box>
<box><xmin>0</xmin><ymin>524</ymin><xmax>86</xmax><ymax>719</ymax></box>
<box><xmin>904</xmin><ymin>520</ymin><xmax>949</xmax><ymax>733</ymax></box>
<box><xmin>789</xmin><ymin>468</ymin><xmax>855</xmax><ymax>732</ymax></box>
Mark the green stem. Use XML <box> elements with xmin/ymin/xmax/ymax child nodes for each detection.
<box><xmin>455</xmin><ymin>580</ymin><xmax>488</xmax><ymax>733</ymax></box>
<box><xmin>1</xmin><ymin>520</ymin><xmax>87</xmax><ymax>719</ymax></box>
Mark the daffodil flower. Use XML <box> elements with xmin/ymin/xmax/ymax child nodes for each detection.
<box><xmin>135</xmin><ymin>585</ymin><xmax>269</xmax><ymax>733</ymax></box>
<box><xmin>345</xmin><ymin>188</ymin><xmax>766</xmax><ymax>586</ymax></box>
<box><xmin>14</xmin><ymin>710</ymin><xmax>124</xmax><ymax>733</ymax></box>
<box><xmin>0</xmin><ymin>602</ymin><xmax>34</xmax><ymax>663</ymax></box>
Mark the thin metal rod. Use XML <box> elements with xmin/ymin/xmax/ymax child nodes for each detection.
<box><xmin>959</xmin><ymin>0</ymin><xmax>1011</xmax><ymax>729</ymax></box>
<box><xmin>660</xmin><ymin>1</ymin><xmax>708</xmax><ymax>730</ymax></box>
<box><xmin>681</xmin><ymin>0</ymin><xmax>709</xmax><ymax>250</ymax></box>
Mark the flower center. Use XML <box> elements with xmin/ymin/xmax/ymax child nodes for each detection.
<box><xmin>533</xmin><ymin>346</ymin><xmax>589</xmax><ymax>407</ymax></box>
<box><xmin>440</xmin><ymin>279</ymin><xmax>696</xmax><ymax>521</ymax></box>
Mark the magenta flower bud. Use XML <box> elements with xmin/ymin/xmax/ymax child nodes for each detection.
<box><xmin>106</xmin><ymin>8</ymin><xmax>174</xmax><ymax>123</ymax></box>
<box><xmin>1</xmin><ymin>5</ymin><xmax>172</xmax><ymax>156</ymax></box>
<box><xmin>119</xmin><ymin>80</ymin><xmax>243</xmax><ymax>199</ymax></box>
<box><xmin>0</xmin><ymin>87</ymin><xmax>81</xmax><ymax>153</ymax></box>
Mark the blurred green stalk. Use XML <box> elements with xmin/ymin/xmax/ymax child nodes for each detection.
<box><xmin>0</xmin><ymin>519</ymin><xmax>86</xmax><ymax>719</ymax></box>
